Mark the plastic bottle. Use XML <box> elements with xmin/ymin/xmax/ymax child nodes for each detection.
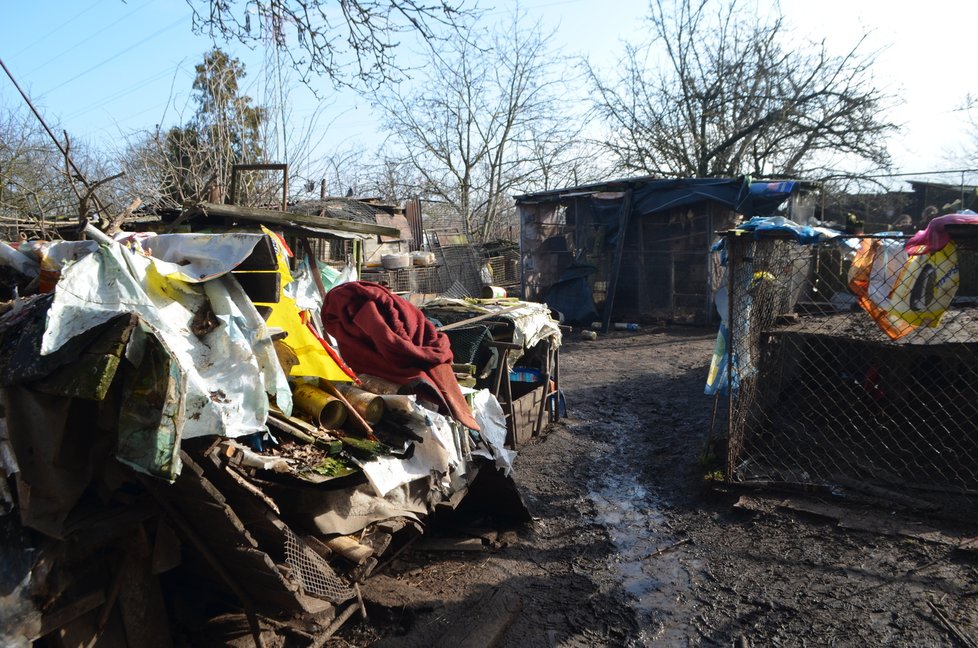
<box><xmin>590</xmin><ymin>322</ymin><xmax>640</xmax><ymax>331</ymax></box>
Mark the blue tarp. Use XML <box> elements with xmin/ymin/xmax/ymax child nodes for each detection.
<box><xmin>565</xmin><ymin>177</ymin><xmax>797</xmax><ymax>249</ymax></box>
<box><xmin>629</xmin><ymin>177</ymin><xmax>794</xmax><ymax>219</ymax></box>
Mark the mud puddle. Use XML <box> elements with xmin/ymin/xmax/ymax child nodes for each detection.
<box><xmin>587</xmin><ymin>412</ymin><xmax>698</xmax><ymax>645</ymax></box>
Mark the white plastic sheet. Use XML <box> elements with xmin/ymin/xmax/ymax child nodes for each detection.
<box><xmin>360</xmin><ymin>396</ymin><xmax>459</xmax><ymax>497</ymax></box>
<box><xmin>134</xmin><ymin>232</ymin><xmax>264</xmax><ymax>282</ymax></box>
<box><xmin>470</xmin><ymin>389</ymin><xmax>516</xmax><ymax>475</ymax></box>
<box><xmin>42</xmin><ymin>242</ymin><xmax>291</xmax><ymax>441</ymax></box>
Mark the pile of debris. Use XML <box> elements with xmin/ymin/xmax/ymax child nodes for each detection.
<box><xmin>0</xmin><ymin>227</ymin><xmax>544</xmax><ymax>647</ymax></box>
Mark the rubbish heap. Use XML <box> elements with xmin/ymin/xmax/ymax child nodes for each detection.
<box><xmin>0</xmin><ymin>227</ymin><xmax>553</xmax><ymax>647</ymax></box>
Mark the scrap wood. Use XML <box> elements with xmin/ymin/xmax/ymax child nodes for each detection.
<box><xmin>309</xmin><ymin>600</ymin><xmax>360</xmax><ymax>648</ymax></box>
<box><xmin>325</xmin><ymin>535</ymin><xmax>374</xmax><ymax>564</ymax></box>
<box><xmin>831</xmin><ymin>475</ymin><xmax>938</xmax><ymax>511</ymax></box>
<box><xmin>927</xmin><ymin>600</ymin><xmax>978</xmax><ymax>648</ymax></box>
<box><xmin>34</xmin><ymin>590</ymin><xmax>106</xmax><ymax>641</ymax></box>
<box><xmin>371</xmin><ymin>585</ymin><xmax>522</xmax><ymax>648</ymax></box>
<box><xmin>267</xmin><ymin>410</ymin><xmax>342</xmax><ymax>453</ymax></box>
<box><xmin>137</xmin><ymin>472</ymin><xmax>266</xmax><ymax>648</ymax></box>
<box><xmin>102</xmin><ymin>198</ymin><xmax>142</xmax><ymax>237</ymax></box>
<box><xmin>642</xmin><ymin>537</ymin><xmax>691</xmax><ymax>560</ymax></box>
<box><xmin>415</xmin><ymin>536</ymin><xmax>486</xmax><ymax>552</ymax></box>
<box><xmin>224</xmin><ymin>464</ymin><xmax>281</xmax><ymax>515</ymax></box>
<box><xmin>732</xmin><ymin>495</ymin><xmax>778</xmax><ymax>514</ymax></box>
<box><xmin>772</xmin><ymin>496</ymin><xmax>975</xmax><ymax>548</ymax></box>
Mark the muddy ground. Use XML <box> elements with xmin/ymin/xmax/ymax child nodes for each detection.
<box><xmin>338</xmin><ymin>327</ymin><xmax>978</xmax><ymax>647</ymax></box>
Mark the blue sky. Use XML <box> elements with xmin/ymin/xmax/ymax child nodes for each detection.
<box><xmin>2</xmin><ymin>0</ymin><xmax>976</xmax><ymax>187</ymax></box>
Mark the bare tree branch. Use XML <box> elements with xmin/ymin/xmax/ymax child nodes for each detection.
<box><xmin>372</xmin><ymin>11</ymin><xmax>589</xmax><ymax>241</ymax></box>
<box><xmin>184</xmin><ymin>0</ymin><xmax>475</xmax><ymax>87</ymax></box>
<box><xmin>585</xmin><ymin>0</ymin><xmax>896</xmax><ymax>181</ymax></box>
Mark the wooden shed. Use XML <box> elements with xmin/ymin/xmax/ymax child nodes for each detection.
<box><xmin>515</xmin><ymin>176</ymin><xmax>803</xmax><ymax>327</ymax></box>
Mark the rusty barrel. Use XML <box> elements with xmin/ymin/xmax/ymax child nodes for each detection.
<box><xmin>334</xmin><ymin>383</ymin><xmax>386</xmax><ymax>424</ymax></box>
<box><xmin>292</xmin><ymin>383</ymin><xmax>348</xmax><ymax>428</ymax></box>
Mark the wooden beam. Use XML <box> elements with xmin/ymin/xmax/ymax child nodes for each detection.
<box><xmin>194</xmin><ymin>202</ymin><xmax>400</xmax><ymax>238</ymax></box>
<box><xmin>601</xmin><ymin>189</ymin><xmax>634</xmax><ymax>332</ymax></box>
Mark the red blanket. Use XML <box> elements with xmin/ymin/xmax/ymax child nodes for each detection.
<box><xmin>322</xmin><ymin>281</ymin><xmax>479</xmax><ymax>430</ymax></box>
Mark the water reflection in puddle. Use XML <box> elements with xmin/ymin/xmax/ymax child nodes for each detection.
<box><xmin>590</xmin><ymin>462</ymin><xmax>697</xmax><ymax>645</ymax></box>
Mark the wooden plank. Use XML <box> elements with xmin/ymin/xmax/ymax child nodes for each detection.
<box><xmin>196</xmin><ymin>202</ymin><xmax>400</xmax><ymax>237</ymax></box>
<box><xmin>774</xmin><ymin>496</ymin><xmax>976</xmax><ymax>547</ymax></box>
<box><xmin>117</xmin><ymin>529</ymin><xmax>174</xmax><ymax>648</ymax></box>
<box><xmin>35</xmin><ymin>590</ymin><xmax>106</xmax><ymax>640</ymax></box>
<box><xmin>147</xmin><ymin>453</ymin><xmax>308</xmax><ymax>614</ymax></box>
<box><xmin>600</xmin><ymin>188</ymin><xmax>633</xmax><ymax>333</ymax></box>
<box><xmin>414</xmin><ymin>537</ymin><xmax>485</xmax><ymax>552</ymax></box>
<box><xmin>376</xmin><ymin>586</ymin><xmax>522</xmax><ymax>648</ymax></box>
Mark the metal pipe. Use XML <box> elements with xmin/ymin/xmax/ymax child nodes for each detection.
<box><xmin>83</xmin><ymin>223</ymin><xmax>113</xmax><ymax>245</ymax></box>
<box><xmin>334</xmin><ymin>383</ymin><xmax>385</xmax><ymax>424</ymax></box>
<box><xmin>292</xmin><ymin>384</ymin><xmax>348</xmax><ymax>428</ymax></box>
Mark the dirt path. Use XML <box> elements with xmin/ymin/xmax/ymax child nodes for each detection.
<box><xmin>346</xmin><ymin>327</ymin><xmax>978</xmax><ymax>647</ymax></box>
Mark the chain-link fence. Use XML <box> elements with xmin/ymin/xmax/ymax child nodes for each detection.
<box><xmin>721</xmin><ymin>227</ymin><xmax>978</xmax><ymax>517</ymax></box>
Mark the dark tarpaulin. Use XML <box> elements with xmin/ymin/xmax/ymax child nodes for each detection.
<box><xmin>568</xmin><ymin>177</ymin><xmax>795</xmax><ymax>250</ymax></box>
<box><xmin>629</xmin><ymin>177</ymin><xmax>795</xmax><ymax>220</ymax></box>
<box><xmin>543</xmin><ymin>264</ymin><xmax>599</xmax><ymax>325</ymax></box>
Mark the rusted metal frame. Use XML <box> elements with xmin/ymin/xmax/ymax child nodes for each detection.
<box><xmin>136</xmin><ymin>474</ymin><xmax>267</xmax><ymax>648</ymax></box>
<box><xmin>230</xmin><ymin>163</ymin><xmax>288</xmax><ymax>212</ymax></box>
<box><xmin>600</xmin><ymin>189</ymin><xmax>634</xmax><ymax>333</ymax></box>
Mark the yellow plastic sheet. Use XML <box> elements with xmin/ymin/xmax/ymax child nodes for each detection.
<box><xmin>253</xmin><ymin>228</ymin><xmax>355</xmax><ymax>382</ymax></box>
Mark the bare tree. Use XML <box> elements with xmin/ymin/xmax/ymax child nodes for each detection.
<box><xmin>0</xmin><ymin>108</ymin><xmax>115</xmax><ymax>236</ymax></box>
<box><xmin>121</xmin><ymin>49</ymin><xmax>270</xmax><ymax>208</ymax></box>
<box><xmin>945</xmin><ymin>96</ymin><xmax>978</xmax><ymax>177</ymax></box>
<box><xmin>184</xmin><ymin>0</ymin><xmax>473</xmax><ymax>86</ymax></box>
<box><xmin>585</xmin><ymin>0</ymin><xmax>895</xmax><ymax>179</ymax></box>
<box><xmin>373</xmin><ymin>12</ymin><xmax>581</xmax><ymax>242</ymax></box>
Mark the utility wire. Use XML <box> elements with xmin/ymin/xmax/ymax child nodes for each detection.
<box><xmin>12</xmin><ymin>0</ymin><xmax>107</xmax><ymax>59</ymax></box>
<box><xmin>24</xmin><ymin>0</ymin><xmax>154</xmax><ymax>77</ymax></box>
<box><xmin>36</xmin><ymin>15</ymin><xmax>186</xmax><ymax>101</ymax></box>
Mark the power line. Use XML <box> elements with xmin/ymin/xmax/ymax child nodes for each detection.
<box><xmin>24</xmin><ymin>0</ymin><xmax>155</xmax><ymax>77</ymax></box>
<box><xmin>12</xmin><ymin>0</ymin><xmax>107</xmax><ymax>59</ymax></box>
<box><xmin>36</xmin><ymin>15</ymin><xmax>187</xmax><ymax>101</ymax></box>
<box><xmin>61</xmin><ymin>66</ymin><xmax>181</xmax><ymax>121</ymax></box>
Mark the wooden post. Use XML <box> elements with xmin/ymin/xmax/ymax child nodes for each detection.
<box><xmin>601</xmin><ymin>189</ymin><xmax>633</xmax><ymax>333</ymax></box>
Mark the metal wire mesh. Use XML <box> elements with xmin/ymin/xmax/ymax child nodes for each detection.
<box><xmin>360</xmin><ymin>267</ymin><xmax>444</xmax><ymax>293</ymax></box>
<box><xmin>430</xmin><ymin>232</ymin><xmax>485</xmax><ymax>296</ymax></box>
<box><xmin>723</xmin><ymin>230</ymin><xmax>978</xmax><ymax>517</ymax></box>
<box><xmin>283</xmin><ymin>527</ymin><xmax>356</xmax><ymax>603</ymax></box>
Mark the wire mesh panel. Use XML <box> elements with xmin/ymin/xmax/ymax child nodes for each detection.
<box><xmin>724</xmin><ymin>229</ymin><xmax>978</xmax><ymax>517</ymax></box>
<box><xmin>283</xmin><ymin>526</ymin><xmax>356</xmax><ymax>603</ymax></box>
<box><xmin>430</xmin><ymin>231</ymin><xmax>485</xmax><ymax>296</ymax></box>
